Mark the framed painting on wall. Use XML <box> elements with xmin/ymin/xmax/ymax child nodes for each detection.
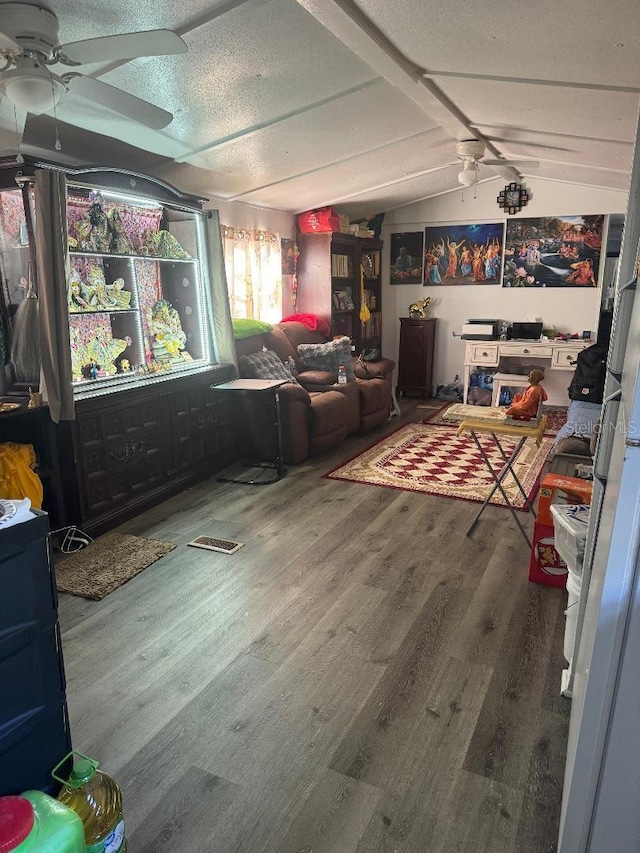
<box><xmin>281</xmin><ymin>238</ymin><xmax>296</xmax><ymax>275</ymax></box>
<box><xmin>502</xmin><ymin>214</ymin><xmax>604</xmax><ymax>287</ymax></box>
<box><xmin>424</xmin><ymin>222</ymin><xmax>504</xmax><ymax>285</ymax></box>
<box><xmin>390</xmin><ymin>232</ymin><xmax>424</xmax><ymax>284</ymax></box>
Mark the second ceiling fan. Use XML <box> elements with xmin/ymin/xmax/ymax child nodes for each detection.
<box><xmin>456</xmin><ymin>139</ymin><xmax>539</xmax><ymax>187</ymax></box>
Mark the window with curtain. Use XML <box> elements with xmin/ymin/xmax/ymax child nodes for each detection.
<box><xmin>221</xmin><ymin>226</ymin><xmax>282</xmax><ymax>323</ymax></box>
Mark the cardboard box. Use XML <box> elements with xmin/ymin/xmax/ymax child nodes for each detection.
<box><xmin>338</xmin><ymin>214</ymin><xmax>350</xmax><ymax>234</ymax></box>
<box><xmin>537</xmin><ymin>473</ymin><xmax>592</xmax><ymax>527</ymax></box>
<box><xmin>529</xmin><ymin>521</ymin><xmax>568</xmax><ymax>587</ymax></box>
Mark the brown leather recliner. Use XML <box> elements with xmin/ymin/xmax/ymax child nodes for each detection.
<box><xmin>232</xmin><ymin>321</ymin><xmax>395</xmax><ymax>464</ymax></box>
<box><xmin>277</xmin><ymin>321</ymin><xmax>395</xmax><ymax>435</ymax></box>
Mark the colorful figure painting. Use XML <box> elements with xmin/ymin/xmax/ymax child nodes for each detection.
<box><xmin>390</xmin><ymin>232</ymin><xmax>424</xmax><ymax>284</ymax></box>
<box><xmin>424</xmin><ymin>222</ymin><xmax>504</xmax><ymax>285</ymax></box>
<box><xmin>502</xmin><ymin>214</ymin><xmax>604</xmax><ymax>287</ymax></box>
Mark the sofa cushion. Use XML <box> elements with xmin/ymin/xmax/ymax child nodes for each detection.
<box><xmin>238</xmin><ymin>349</ymin><xmax>299</xmax><ymax>384</ymax></box>
<box><xmin>298</xmin><ymin>337</ymin><xmax>355</xmax><ymax>380</ymax></box>
<box><xmin>297</xmin><ymin>369</ymin><xmax>338</xmax><ymax>389</ymax></box>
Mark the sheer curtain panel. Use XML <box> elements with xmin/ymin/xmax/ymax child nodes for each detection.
<box><xmin>222</xmin><ymin>226</ymin><xmax>282</xmax><ymax>323</ymax></box>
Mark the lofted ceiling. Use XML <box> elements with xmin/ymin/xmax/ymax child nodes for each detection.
<box><xmin>0</xmin><ymin>0</ymin><xmax>639</xmax><ymax>218</ymax></box>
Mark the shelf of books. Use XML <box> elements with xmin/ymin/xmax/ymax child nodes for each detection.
<box><xmin>330</xmin><ymin>252</ymin><xmax>354</xmax><ymax>278</ymax></box>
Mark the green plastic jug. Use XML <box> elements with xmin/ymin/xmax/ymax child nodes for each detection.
<box><xmin>0</xmin><ymin>791</ymin><xmax>85</xmax><ymax>852</ymax></box>
<box><xmin>53</xmin><ymin>752</ymin><xmax>126</xmax><ymax>853</ymax></box>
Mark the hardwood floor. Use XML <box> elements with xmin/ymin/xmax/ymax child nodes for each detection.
<box><xmin>58</xmin><ymin>399</ymin><xmax>570</xmax><ymax>853</ymax></box>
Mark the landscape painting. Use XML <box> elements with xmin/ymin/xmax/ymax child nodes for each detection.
<box><xmin>424</xmin><ymin>222</ymin><xmax>504</xmax><ymax>285</ymax></box>
<box><xmin>390</xmin><ymin>231</ymin><xmax>424</xmax><ymax>284</ymax></box>
<box><xmin>502</xmin><ymin>214</ymin><xmax>604</xmax><ymax>287</ymax></box>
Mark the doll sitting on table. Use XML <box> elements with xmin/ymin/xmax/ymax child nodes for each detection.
<box><xmin>505</xmin><ymin>368</ymin><xmax>548</xmax><ymax>420</ymax></box>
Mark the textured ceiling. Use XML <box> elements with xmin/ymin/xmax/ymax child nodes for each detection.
<box><xmin>0</xmin><ymin>0</ymin><xmax>638</xmax><ymax>216</ymax></box>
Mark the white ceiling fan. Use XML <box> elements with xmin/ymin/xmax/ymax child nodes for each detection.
<box><xmin>456</xmin><ymin>139</ymin><xmax>539</xmax><ymax>187</ymax></box>
<box><xmin>0</xmin><ymin>0</ymin><xmax>188</xmax><ymax>137</ymax></box>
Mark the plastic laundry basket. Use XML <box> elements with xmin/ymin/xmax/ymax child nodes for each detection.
<box><xmin>550</xmin><ymin>503</ymin><xmax>590</xmax><ymax>575</ymax></box>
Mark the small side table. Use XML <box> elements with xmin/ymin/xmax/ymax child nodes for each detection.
<box><xmin>457</xmin><ymin>415</ymin><xmax>548</xmax><ymax>547</ymax></box>
<box><xmin>211</xmin><ymin>378</ymin><xmax>287</xmax><ymax>485</ymax></box>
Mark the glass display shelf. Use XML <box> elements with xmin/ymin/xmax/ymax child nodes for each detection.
<box><xmin>66</xmin><ymin>182</ymin><xmax>213</xmax><ymax>393</ymax></box>
<box><xmin>69</xmin><ymin>251</ymin><xmax>197</xmax><ymax>264</ymax></box>
<box><xmin>69</xmin><ymin>309</ymin><xmax>139</xmax><ymax>316</ymax></box>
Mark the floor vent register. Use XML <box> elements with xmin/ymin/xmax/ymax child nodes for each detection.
<box><xmin>187</xmin><ymin>536</ymin><xmax>245</xmax><ymax>555</ymax></box>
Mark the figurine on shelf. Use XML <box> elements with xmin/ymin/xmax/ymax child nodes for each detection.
<box><xmin>76</xmin><ymin>191</ymin><xmax>111</xmax><ymax>253</ymax></box>
<box><xmin>107</xmin><ymin>206</ymin><xmax>133</xmax><ymax>254</ymax></box>
<box><xmin>156</xmin><ymin>230</ymin><xmax>190</xmax><ymax>259</ymax></box>
<box><xmin>139</xmin><ymin>228</ymin><xmax>190</xmax><ymax>259</ymax></box>
<box><xmin>81</xmin><ymin>361</ymin><xmax>100</xmax><ymax>380</ymax></box>
<box><xmin>86</xmin><ymin>326</ymin><xmax>127</xmax><ymax>375</ymax></box>
<box><xmin>68</xmin><ymin>270</ymin><xmax>91</xmax><ymax>312</ymax></box>
<box><xmin>92</xmin><ymin>280</ymin><xmax>118</xmax><ymax>310</ymax></box>
<box><xmin>148</xmin><ymin>298</ymin><xmax>187</xmax><ymax>363</ymax></box>
<box><xmin>505</xmin><ymin>368</ymin><xmax>548</xmax><ymax>420</ymax></box>
<box><xmin>106</xmin><ymin>278</ymin><xmax>132</xmax><ymax>309</ymax></box>
<box><xmin>85</xmin><ymin>264</ymin><xmax>116</xmax><ymax>310</ymax></box>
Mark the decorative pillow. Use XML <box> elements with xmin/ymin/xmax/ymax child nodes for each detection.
<box><xmin>232</xmin><ymin>318</ymin><xmax>273</xmax><ymax>339</ymax></box>
<box><xmin>298</xmin><ymin>337</ymin><xmax>355</xmax><ymax>380</ymax></box>
<box><xmin>264</xmin><ymin>326</ymin><xmax>304</xmax><ymax>372</ymax></box>
<box><xmin>238</xmin><ymin>349</ymin><xmax>298</xmax><ymax>384</ymax></box>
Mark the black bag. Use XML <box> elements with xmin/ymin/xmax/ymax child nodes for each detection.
<box><xmin>361</xmin><ymin>348</ymin><xmax>381</xmax><ymax>362</ymax></box>
<box><xmin>568</xmin><ymin>343</ymin><xmax>607</xmax><ymax>403</ymax></box>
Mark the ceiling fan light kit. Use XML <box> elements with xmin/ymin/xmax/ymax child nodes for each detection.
<box><xmin>1</xmin><ymin>60</ymin><xmax>65</xmax><ymax>113</ymax></box>
<box><xmin>458</xmin><ymin>161</ymin><xmax>479</xmax><ymax>188</ymax></box>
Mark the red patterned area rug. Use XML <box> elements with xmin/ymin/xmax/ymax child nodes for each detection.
<box><xmin>424</xmin><ymin>402</ymin><xmax>568</xmax><ymax>435</ymax></box>
<box><xmin>326</xmin><ymin>423</ymin><xmax>555</xmax><ymax>509</ymax></box>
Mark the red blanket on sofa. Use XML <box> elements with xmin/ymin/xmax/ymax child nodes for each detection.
<box><xmin>281</xmin><ymin>313</ymin><xmax>331</xmax><ymax>338</ymax></box>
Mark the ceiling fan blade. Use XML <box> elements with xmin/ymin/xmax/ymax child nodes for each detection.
<box><xmin>0</xmin><ymin>31</ymin><xmax>21</xmax><ymax>53</ymax></box>
<box><xmin>484</xmin><ymin>159</ymin><xmax>540</xmax><ymax>169</ymax></box>
<box><xmin>65</xmin><ymin>75</ymin><xmax>173</xmax><ymax>129</ymax></box>
<box><xmin>57</xmin><ymin>29</ymin><xmax>187</xmax><ymax>66</ymax></box>
<box><xmin>487</xmin><ymin>137</ymin><xmax>572</xmax><ymax>153</ymax></box>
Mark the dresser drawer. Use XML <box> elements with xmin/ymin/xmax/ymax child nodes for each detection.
<box><xmin>469</xmin><ymin>344</ymin><xmax>499</xmax><ymax>365</ymax></box>
<box><xmin>552</xmin><ymin>346</ymin><xmax>584</xmax><ymax>368</ymax></box>
<box><xmin>502</xmin><ymin>344</ymin><xmax>553</xmax><ymax>358</ymax></box>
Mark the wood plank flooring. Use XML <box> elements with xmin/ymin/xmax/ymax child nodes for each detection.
<box><xmin>57</xmin><ymin>400</ymin><xmax>570</xmax><ymax>853</ymax></box>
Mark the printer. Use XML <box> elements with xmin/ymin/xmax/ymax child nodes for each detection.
<box><xmin>461</xmin><ymin>319</ymin><xmax>503</xmax><ymax>341</ymax></box>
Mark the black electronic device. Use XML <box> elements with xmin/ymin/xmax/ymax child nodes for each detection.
<box><xmin>510</xmin><ymin>321</ymin><xmax>543</xmax><ymax>341</ymax></box>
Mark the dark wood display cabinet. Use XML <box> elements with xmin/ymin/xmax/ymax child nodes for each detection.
<box><xmin>0</xmin><ymin>157</ymin><xmax>239</xmax><ymax>536</ymax></box>
<box><xmin>296</xmin><ymin>232</ymin><xmax>383</xmax><ymax>354</ymax></box>
<box><xmin>60</xmin><ymin>366</ymin><xmax>235</xmax><ymax>535</ymax></box>
<box><xmin>396</xmin><ymin>317</ymin><xmax>437</xmax><ymax>398</ymax></box>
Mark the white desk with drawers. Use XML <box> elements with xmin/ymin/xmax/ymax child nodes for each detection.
<box><xmin>463</xmin><ymin>339</ymin><xmax>592</xmax><ymax>406</ymax></box>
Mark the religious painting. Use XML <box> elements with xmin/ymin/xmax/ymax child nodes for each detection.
<box><xmin>281</xmin><ymin>238</ymin><xmax>295</xmax><ymax>275</ymax></box>
<box><xmin>424</xmin><ymin>222</ymin><xmax>504</xmax><ymax>285</ymax></box>
<box><xmin>502</xmin><ymin>214</ymin><xmax>604</xmax><ymax>287</ymax></box>
<box><xmin>390</xmin><ymin>232</ymin><xmax>424</xmax><ymax>284</ymax></box>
